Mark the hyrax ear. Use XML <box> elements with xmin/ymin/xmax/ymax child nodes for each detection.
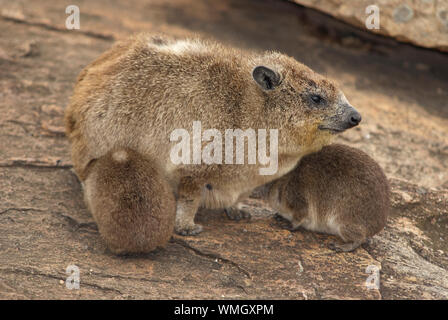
<box><xmin>252</xmin><ymin>66</ymin><xmax>281</xmax><ymax>90</ymax></box>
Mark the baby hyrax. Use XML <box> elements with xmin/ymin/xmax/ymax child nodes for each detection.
<box><xmin>267</xmin><ymin>144</ymin><xmax>389</xmax><ymax>252</ymax></box>
<box><xmin>65</xmin><ymin>33</ymin><xmax>362</xmax><ymax>241</ymax></box>
<box><xmin>83</xmin><ymin>148</ymin><xmax>176</xmax><ymax>254</ymax></box>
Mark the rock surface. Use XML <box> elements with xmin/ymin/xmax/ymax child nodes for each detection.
<box><xmin>0</xmin><ymin>0</ymin><xmax>447</xmax><ymax>299</ymax></box>
<box><xmin>291</xmin><ymin>0</ymin><xmax>448</xmax><ymax>52</ymax></box>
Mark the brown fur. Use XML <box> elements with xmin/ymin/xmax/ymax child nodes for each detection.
<box><xmin>267</xmin><ymin>144</ymin><xmax>390</xmax><ymax>252</ymax></box>
<box><xmin>65</xmin><ymin>33</ymin><xmax>360</xmax><ymax>245</ymax></box>
<box><xmin>84</xmin><ymin>148</ymin><xmax>175</xmax><ymax>254</ymax></box>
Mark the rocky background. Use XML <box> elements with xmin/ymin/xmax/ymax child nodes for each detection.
<box><xmin>291</xmin><ymin>0</ymin><xmax>448</xmax><ymax>52</ymax></box>
<box><xmin>0</xmin><ymin>0</ymin><xmax>447</xmax><ymax>299</ymax></box>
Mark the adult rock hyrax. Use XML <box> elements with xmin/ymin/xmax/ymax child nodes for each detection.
<box><xmin>267</xmin><ymin>144</ymin><xmax>390</xmax><ymax>252</ymax></box>
<box><xmin>83</xmin><ymin>148</ymin><xmax>176</xmax><ymax>254</ymax></box>
<box><xmin>65</xmin><ymin>33</ymin><xmax>361</xmax><ymax>251</ymax></box>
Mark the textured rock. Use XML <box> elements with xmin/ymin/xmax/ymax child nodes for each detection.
<box><xmin>0</xmin><ymin>0</ymin><xmax>447</xmax><ymax>299</ymax></box>
<box><xmin>291</xmin><ymin>0</ymin><xmax>448</xmax><ymax>52</ymax></box>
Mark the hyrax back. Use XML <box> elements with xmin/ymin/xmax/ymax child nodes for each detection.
<box><xmin>66</xmin><ymin>33</ymin><xmax>361</xmax><ymax>237</ymax></box>
<box><xmin>84</xmin><ymin>148</ymin><xmax>176</xmax><ymax>254</ymax></box>
<box><xmin>268</xmin><ymin>144</ymin><xmax>390</xmax><ymax>252</ymax></box>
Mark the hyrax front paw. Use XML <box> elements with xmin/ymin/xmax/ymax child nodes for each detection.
<box><xmin>175</xmin><ymin>223</ymin><xmax>203</xmax><ymax>236</ymax></box>
<box><xmin>328</xmin><ymin>241</ymin><xmax>363</xmax><ymax>253</ymax></box>
<box><xmin>273</xmin><ymin>213</ymin><xmax>295</xmax><ymax>230</ymax></box>
<box><xmin>274</xmin><ymin>213</ymin><xmax>288</xmax><ymax>222</ymax></box>
<box><xmin>224</xmin><ymin>207</ymin><xmax>251</xmax><ymax>221</ymax></box>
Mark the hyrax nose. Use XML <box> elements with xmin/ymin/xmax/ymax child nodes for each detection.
<box><xmin>347</xmin><ymin>110</ymin><xmax>361</xmax><ymax>128</ymax></box>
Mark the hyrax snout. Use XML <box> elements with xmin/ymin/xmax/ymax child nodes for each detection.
<box><xmin>267</xmin><ymin>144</ymin><xmax>389</xmax><ymax>252</ymax></box>
<box><xmin>83</xmin><ymin>148</ymin><xmax>176</xmax><ymax>254</ymax></box>
<box><xmin>65</xmin><ymin>33</ymin><xmax>361</xmax><ymax>251</ymax></box>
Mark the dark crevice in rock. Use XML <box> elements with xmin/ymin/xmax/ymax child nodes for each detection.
<box><xmin>0</xmin><ymin>267</ymin><xmax>122</xmax><ymax>295</ymax></box>
<box><xmin>0</xmin><ymin>15</ymin><xmax>115</xmax><ymax>41</ymax></box>
<box><xmin>0</xmin><ymin>161</ymin><xmax>73</xmax><ymax>169</ymax></box>
<box><xmin>171</xmin><ymin>238</ymin><xmax>252</xmax><ymax>279</ymax></box>
<box><xmin>0</xmin><ymin>207</ymin><xmax>44</xmax><ymax>215</ymax></box>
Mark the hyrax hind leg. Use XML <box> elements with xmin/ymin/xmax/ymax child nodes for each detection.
<box><xmin>175</xmin><ymin>176</ymin><xmax>203</xmax><ymax>236</ymax></box>
<box><xmin>83</xmin><ymin>148</ymin><xmax>176</xmax><ymax>254</ymax></box>
<box><xmin>224</xmin><ymin>205</ymin><xmax>251</xmax><ymax>221</ymax></box>
<box><xmin>224</xmin><ymin>191</ymin><xmax>252</xmax><ymax>221</ymax></box>
<box><xmin>328</xmin><ymin>225</ymin><xmax>366</xmax><ymax>253</ymax></box>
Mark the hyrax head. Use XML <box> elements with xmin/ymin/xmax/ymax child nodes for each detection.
<box><xmin>250</xmin><ymin>52</ymin><xmax>361</xmax><ymax>153</ymax></box>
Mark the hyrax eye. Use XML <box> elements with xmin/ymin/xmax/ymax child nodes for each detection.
<box><xmin>311</xmin><ymin>95</ymin><xmax>323</xmax><ymax>104</ymax></box>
